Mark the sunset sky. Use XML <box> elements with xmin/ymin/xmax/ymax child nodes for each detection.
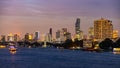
<box><xmin>0</xmin><ymin>0</ymin><xmax>120</xmax><ymax>38</ymax></box>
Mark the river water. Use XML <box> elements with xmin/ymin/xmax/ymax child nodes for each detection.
<box><xmin>0</xmin><ymin>48</ymin><xmax>120</xmax><ymax>68</ymax></box>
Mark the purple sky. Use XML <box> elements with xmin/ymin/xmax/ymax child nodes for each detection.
<box><xmin>0</xmin><ymin>0</ymin><xmax>120</xmax><ymax>38</ymax></box>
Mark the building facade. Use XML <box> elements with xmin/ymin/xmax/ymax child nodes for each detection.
<box><xmin>75</xmin><ymin>18</ymin><xmax>84</xmax><ymax>40</ymax></box>
<box><xmin>1</xmin><ymin>35</ymin><xmax>6</xmax><ymax>42</ymax></box>
<box><xmin>25</xmin><ymin>33</ymin><xmax>33</xmax><ymax>41</ymax></box>
<box><xmin>94</xmin><ymin>18</ymin><xmax>113</xmax><ymax>40</ymax></box>
<box><xmin>113</xmin><ymin>30</ymin><xmax>119</xmax><ymax>39</ymax></box>
<box><xmin>49</xmin><ymin>28</ymin><xmax>52</xmax><ymax>42</ymax></box>
<box><xmin>56</xmin><ymin>28</ymin><xmax>71</xmax><ymax>43</ymax></box>
<box><xmin>75</xmin><ymin>18</ymin><xmax>80</xmax><ymax>34</ymax></box>
<box><xmin>34</xmin><ymin>31</ymin><xmax>40</xmax><ymax>41</ymax></box>
<box><xmin>88</xmin><ymin>27</ymin><xmax>94</xmax><ymax>39</ymax></box>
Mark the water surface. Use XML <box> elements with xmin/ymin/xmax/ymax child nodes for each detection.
<box><xmin>0</xmin><ymin>48</ymin><xmax>120</xmax><ymax>68</ymax></box>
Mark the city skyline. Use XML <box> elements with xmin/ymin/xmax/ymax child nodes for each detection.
<box><xmin>0</xmin><ymin>0</ymin><xmax>120</xmax><ymax>37</ymax></box>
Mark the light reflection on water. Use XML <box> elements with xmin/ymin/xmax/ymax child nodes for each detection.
<box><xmin>0</xmin><ymin>48</ymin><xmax>120</xmax><ymax>68</ymax></box>
<box><xmin>10</xmin><ymin>55</ymin><xmax>16</xmax><ymax>68</ymax></box>
<box><xmin>10</xmin><ymin>51</ymin><xmax>17</xmax><ymax>55</ymax></box>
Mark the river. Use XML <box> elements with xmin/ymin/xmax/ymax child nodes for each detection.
<box><xmin>0</xmin><ymin>48</ymin><xmax>120</xmax><ymax>68</ymax></box>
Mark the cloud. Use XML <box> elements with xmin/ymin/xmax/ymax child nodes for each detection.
<box><xmin>0</xmin><ymin>0</ymin><xmax>120</xmax><ymax>36</ymax></box>
<box><xmin>0</xmin><ymin>0</ymin><xmax>119</xmax><ymax>18</ymax></box>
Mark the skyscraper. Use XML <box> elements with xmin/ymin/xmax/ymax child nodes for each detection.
<box><xmin>7</xmin><ymin>33</ymin><xmax>14</xmax><ymax>42</ymax></box>
<box><xmin>25</xmin><ymin>33</ymin><xmax>33</xmax><ymax>41</ymax></box>
<box><xmin>49</xmin><ymin>28</ymin><xmax>52</xmax><ymax>37</ymax></box>
<box><xmin>88</xmin><ymin>27</ymin><xmax>94</xmax><ymax>39</ymax></box>
<box><xmin>14</xmin><ymin>34</ymin><xmax>20</xmax><ymax>42</ymax></box>
<box><xmin>62</xmin><ymin>28</ymin><xmax>67</xmax><ymax>37</ymax></box>
<box><xmin>56</xmin><ymin>30</ymin><xmax>61</xmax><ymax>39</ymax></box>
<box><xmin>65</xmin><ymin>32</ymin><xmax>71</xmax><ymax>40</ymax></box>
<box><xmin>56</xmin><ymin>30</ymin><xmax>61</xmax><ymax>43</ymax></box>
<box><xmin>49</xmin><ymin>28</ymin><xmax>52</xmax><ymax>42</ymax></box>
<box><xmin>62</xmin><ymin>28</ymin><xmax>71</xmax><ymax>40</ymax></box>
<box><xmin>113</xmin><ymin>30</ymin><xmax>119</xmax><ymax>39</ymax></box>
<box><xmin>34</xmin><ymin>31</ymin><xmax>40</xmax><ymax>41</ymax></box>
<box><xmin>75</xmin><ymin>18</ymin><xmax>80</xmax><ymax>34</ymax></box>
<box><xmin>56</xmin><ymin>28</ymin><xmax>70</xmax><ymax>43</ymax></box>
<box><xmin>75</xmin><ymin>18</ymin><xmax>83</xmax><ymax>40</ymax></box>
<box><xmin>94</xmin><ymin>18</ymin><xmax>113</xmax><ymax>40</ymax></box>
<box><xmin>45</xmin><ymin>33</ymin><xmax>51</xmax><ymax>42</ymax></box>
<box><xmin>1</xmin><ymin>35</ymin><xmax>6</xmax><ymax>42</ymax></box>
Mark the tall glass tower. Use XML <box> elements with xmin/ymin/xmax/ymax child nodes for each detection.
<box><xmin>75</xmin><ymin>18</ymin><xmax>80</xmax><ymax>34</ymax></box>
<box><xmin>49</xmin><ymin>28</ymin><xmax>52</xmax><ymax>42</ymax></box>
<box><xmin>34</xmin><ymin>31</ymin><xmax>40</xmax><ymax>41</ymax></box>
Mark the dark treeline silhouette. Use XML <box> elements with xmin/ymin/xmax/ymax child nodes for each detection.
<box><xmin>114</xmin><ymin>38</ymin><xmax>120</xmax><ymax>47</ymax></box>
<box><xmin>0</xmin><ymin>38</ymin><xmax>120</xmax><ymax>52</ymax></box>
<box><xmin>52</xmin><ymin>39</ymin><xmax>83</xmax><ymax>49</ymax></box>
<box><xmin>17</xmin><ymin>41</ymin><xmax>42</xmax><ymax>47</ymax></box>
<box><xmin>99</xmin><ymin>38</ymin><xmax>120</xmax><ymax>51</ymax></box>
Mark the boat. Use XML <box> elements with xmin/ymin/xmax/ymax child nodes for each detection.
<box><xmin>0</xmin><ymin>45</ymin><xmax>6</xmax><ymax>48</ymax></box>
<box><xmin>113</xmin><ymin>48</ymin><xmax>120</xmax><ymax>54</ymax></box>
<box><xmin>9</xmin><ymin>46</ymin><xmax>17</xmax><ymax>55</ymax></box>
<box><xmin>9</xmin><ymin>46</ymin><xmax>17</xmax><ymax>51</ymax></box>
<box><xmin>69</xmin><ymin>46</ymin><xmax>81</xmax><ymax>50</ymax></box>
<box><xmin>8</xmin><ymin>42</ymin><xmax>17</xmax><ymax>51</ymax></box>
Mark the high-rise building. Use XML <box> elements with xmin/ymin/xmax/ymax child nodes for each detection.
<box><xmin>25</xmin><ymin>33</ymin><xmax>29</xmax><ymax>41</ymax></box>
<box><xmin>49</xmin><ymin>28</ymin><xmax>52</xmax><ymax>37</ymax></box>
<box><xmin>94</xmin><ymin>18</ymin><xmax>113</xmax><ymax>40</ymax></box>
<box><xmin>56</xmin><ymin>30</ymin><xmax>60</xmax><ymax>39</ymax></box>
<box><xmin>62</xmin><ymin>28</ymin><xmax>67</xmax><ymax>34</ymax></box>
<box><xmin>45</xmin><ymin>33</ymin><xmax>51</xmax><ymax>42</ymax></box>
<box><xmin>49</xmin><ymin>28</ymin><xmax>52</xmax><ymax>42</ymax></box>
<box><xmin>1</xmin><ymin>35</ymin><xmax>6</xmax><ymax>42</ymax></box>
<box><xmin>56</xmin><ymin>28</ymin><xmax>71</xmax><ymax>43</ymax></box>
<box><xmin>25</xmin><ymin>33</ymin><xmax>33</xmax><ymax>41</ymax></box>
<box><xmin>14</xmin><ymin>34</ymin><xmax>20</xmax><ymax>42</ymax></box>
<box><xmin>34</xmin><ymin>31</ymin><xmax>40</xmax><ymax>41</ymax></box>
<box><xmin>7</xmin><ymin>33</ymin><xmax>14</xmax><ymax>42</ymax></box>
<box><xmin>75</xmin><ymin>18</ymin><xmax>80</xmax><ymax>34</ymax></box>
<box><xmin>113</xmin><ymin>30</ymin><xmax>119</xmax><ymax>39</ymax></box>
<box><xmin>88</xmin><ymin>27</ymin><xmax>94</xmax><ymax>39</ymax></box>
<box><xmin>75</xmin><ymin>18</ymin><xmax>83</xmax><ymax>40</ymax></box>
<box><xmin>65</xmin><ymin>32</ymin><xmax>71</xmax><ymax>40</ymax></box>
<box><xmin>75</xmin><ymin>30</ymin><xmax>84</xmax><ymax>40</ymax></box>
<box><xmin>56</xmin><ymin>30</ymin><xmax>61</xmax><ymax>42</ymax></box>
<box><xmin>62</xmin><ymin>28</ymin><xmax>67</xmax><ymax>39</ymax></box>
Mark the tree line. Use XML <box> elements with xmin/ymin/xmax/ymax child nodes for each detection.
<box><xmin>0</xmin><ymin>38</ymin><xmax>120</xmax><ymax>51</ymax></box>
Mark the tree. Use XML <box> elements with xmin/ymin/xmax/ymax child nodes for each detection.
<box><xmin>32</xmin><ymin>42</ymin><xmax>41</xmax><ymax>47</ymax></box>
<box><xmin>74</xmin><ymin>39</ymin><xmax>83</xmax><ymax>47</ymax></box>
<box><xmin>63</xmin><ymin>39</ymin><xmax>73</xmax><ymax>49</ymax></box>
<box><xmin>99</xmin><ymin>38</ymin><xmax>113</xmax><ymax>50</ymax></box>
<box><xmin>114</xmin><ymin>38</ymin><xmax>120</xmax><ymax>47</ymax></box>
<box><xmin>24</xmin><ymin>41</ymin><xmax>31</xmax><ymax>47</ymax></box>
